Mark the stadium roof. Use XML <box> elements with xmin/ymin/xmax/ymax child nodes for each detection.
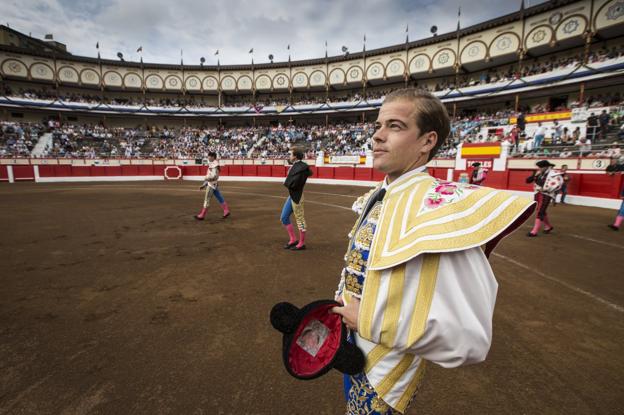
<box><xmin>0</xmin><ymin>0</ymin><xmax>577</xmax><ymax>71</ymax></box>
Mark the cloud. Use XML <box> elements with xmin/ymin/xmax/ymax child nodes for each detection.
<box><xmin>5</xmin><ymin>0</ymin><xmax>546</xmax><ymax>65</ymax></box>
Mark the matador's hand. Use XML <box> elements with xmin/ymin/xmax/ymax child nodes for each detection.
<box><xmin>332</xmin><ymin>297</ymin><xmax>360</xmax><ymax>332</ymax></box>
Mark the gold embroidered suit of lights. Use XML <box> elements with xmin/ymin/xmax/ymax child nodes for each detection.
<box><xmin>345</xmin><ymin>274</ymin><xmax>363</xmax><ymax>295</ymax></box>
<box><xmin>348</xmin><ymin>201</ymin><xmax>383</xmax><ymax>255</ymax></box>
<box><xmin>346</xmin><ymin>373</ymin><xmax>394</xmax><ymax>415</ymax></box>
<box><xmin>366</xmin><ymin>203</ymin><xmax>383</xmax><ymax>223</ymax></box>
<box><xmin>367</xmin><ymin>180</ymin><xmax>535</xmax><ymax>271</ymax></box>
<box><xmin>291</xmin><ymin>197</ymin><xmax>306</xmax><ymax>231</ymax></box>
<box><xmin>347</xmin><ymin>250</ymin><xmax>366</xmax><ymax>274</ymax></box>
<box><xmin>354</xmin><ymin>223</ymin><xmax>375</xmax><ymax>249</ymax></box>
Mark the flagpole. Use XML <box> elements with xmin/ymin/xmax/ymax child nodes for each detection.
<box><xmin>325</xmin><ymin>41</ymin><xmax>329</xmax><ymax>102</ymax></box>
<box><xmin>288</xmin><ymin>45</ymin><xmax>292</xmax><ymax>105</ymax></box>
<box><xmin>454</xmin><ymin>7</ymin><xmax>461</xmax><ymax>91</ymax></box>
<box><xmin>96</xmin><ymin>42</ymin><xmax>103</xmax><ymax>102</ymax></box>
<box><xmin>362</xmin><ymin>34</ymin><xmax>367</xmax><ymax>100</ymax></box>
<box><xmin>250</xmin><ymin>48</ymin><xmax>255</xmax><ymax>105</ymax></box>
<box><xmin>518</xmin><ymin>0</ymin><xmax>526</xmax><ymax>82</ymax></box>
<box><xmin>404</xmin><ymin>24</ymin><xmax>409</xmax><ymax>87</ymax></box>
<box><xmin>140</xmin><ymin>52</ymin><xmax>145</xmax><ymax>105</ymax></box>
<box><xmin>217</xmin><ymin>52</ymin><xmax>221</xmax><ymax>108</ymax></box>
<box><xmin>180</xmin><ymin>49</ymin><xmax>186</xmax><ymax>98</ymax></box>
<box><xmin>52</xmin><ymin>48</ymin><xmax>58</xmax><ymax>100</ymax></box>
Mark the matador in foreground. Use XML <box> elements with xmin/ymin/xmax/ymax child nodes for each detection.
<box><xmin>331</xmin><ymin>89</ymin><xmax>535</xmax><ymax>414</ymax></box>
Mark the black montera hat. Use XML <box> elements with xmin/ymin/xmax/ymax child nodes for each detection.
<box><xmin>536</xmin><ymin>160</ymin><xmax>555</xmax><ymax>168</ymax></box>
<box><xmin>270</xmin><ymin>300</ymin><xmax>365</xmax><ymax>380</ymax></box>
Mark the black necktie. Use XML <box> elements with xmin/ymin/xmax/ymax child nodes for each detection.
<box><xmin>362</xmin><ymin>188</ymin><xmax>386</xmax><ymax>220</ymax></box>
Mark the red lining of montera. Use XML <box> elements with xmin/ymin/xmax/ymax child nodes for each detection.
<box><xmin>288</xmin><ymin>303</ymin><xmax>342</xmax><ymax>376</ymax></box>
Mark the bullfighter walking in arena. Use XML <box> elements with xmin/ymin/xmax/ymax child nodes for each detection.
<box><xmin>606</xmin><ymin>159</ymin><xmax>624</xmax><ymax>231</ymax></box>
<box><xmin>194</xmin><ymin>152</ymin><xmax>230</xmax><ymax>220</ymax></box>
<box><xmin>331</xmin><ymin>89</ymin><xmax>535</xmax><ymax>414</ymax></box>
<box><xmin>281</xmin><ymin>148</ymin><xmax>313</xmax><ymax>250</ymax></box>
<box><xmin>469</xmin><ymin>162</ymin><xmax>488</xmax><ymax>185</ymax></box>
<box><xmin>526</xmin><ymin>160</ymin><xmax>563</xmax><ymax>237</ymax></box>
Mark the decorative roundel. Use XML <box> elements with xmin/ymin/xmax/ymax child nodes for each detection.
<box><xmin>276</xmin><ymin>75</ymin><xmax>286</xmax><ymax>86</ymax></box>
<box><xmin>83</xmin><ymin>70</ymin><xmax>98</xmax><ymax>82</ymax></box>
<box><xmin>563</xmin><ymin>19</ymin><xmax>580</xmax><ymax>34</ymax></box>
<box><xmin>36</xmin><ymin>66</ymin><xmax>47</xmax><ymax>76</ymax></box>
<box><xmin>389</xmin><ymin>62</ymin><xmax>400</xmax><ymax>73</ymax></box>
<box><xmin>169</xmin><ymin>77</ymin><xmax>178</xmax><ymax>87</ymax></box>
<box><xmin>349</xmin><ymin>69</ymin><xmax>360</xmax><ymax>79</ymax></box>
<box><xmin>126</xmin><ymin>74</ymin><xmax>140</xmax><ymax>85</ymax></box>
<box><xmin>331</xmin><ymin>71</ymin><xmax>341</xmax><ymax>81</ymax></box>
<box><xmin>496</xmin><ymin>36</ymin><xmax>512</xmax><ymax>51</ymax></box>
<box><xmin>258</xmin><ymin>77</ymin><xmax>269</xmax><ymax>87</ymax></box>
<box><xmin>63</xmin><ymin>69</ymin><xmax>74</xmax><ymax>78</ymax></box>
<box><xmin>238</xmin><ymin>77</ymin><xmax>251</xmax><ymax>89</ymax></box>
<box><xmin>295</xmin><ymin>74</ymin><xmax>305</xmax><ymax>85</ymax></box>
<box><xmin>370</xmin><ymin>65</ymin><xmax>380</xmax><ymax>76</ymax></box>
<box><xmin>205</xmin><ymin>78</ymin><xmax>215</xmax><ymax>87</ymax></box>
<box><xmin>414</xmin><ymin>57</ymin><xmax>426</xmax><ymax>69</ymax></box>
<box><xmin>224</xmin><ymin>78</ymin><xmax>233</xmax><ymax>88</ymax></box>
<box><xmin>149</xmin><ymin>77</ymin><xmax>159</xmax><ymax>86</ymax></box>
<box><xmin>607</xmin><ymin>1</ymin><xmax>624</xmax><ymax>20</ymax></box>
<box><xmin>532</xmin><ymin>29</ymin><xmax>547</xmax><ymax>43</ymax></box>
<box><xmin>108</xmin><ymin>73</ymin><xmax>118</xmax><ymax>82</ymax></box>
<box><xmin>468</xmin><ymin>45</ymin><xmax>480</xmax><ymax>57</ymax></box>
<box><xmin>437</xmin><ymin>52</ymin><xmax>450</xmax><ymax>65</ymax></box>
<box><xmin>313</xmin><ymin>73</ymin><xmax>322</xmax><ymax>83</ymax></box>
<box><xmin>189</xmin><ymin>78</ymin><xmax>198</xmax><ymax>87</ymax></box>
<box><xmin>8</xmin><ymin>62</ymin><xmax>21</xmax><ymax>73</ymax></box>
<box><xmin>549</xmin><ymin>12</ymin><xmax>563</xmax><ymax>26</ymax></box>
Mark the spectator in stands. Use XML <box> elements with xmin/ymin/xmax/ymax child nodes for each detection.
<box><xmin>572</xmin><ymin>126</ymin><xmax>581</xmax><ymax>142</ymax></box>
<box><xmin>552</xmin><ymin>120</ymin><xmax>562</xmax><ymax>144</ymax></box>
<box><xmin>508</xmin><ymin>125</ymin><xmax>519</xmax><ymax>153</ymax></box>
<box><xmin>533</xmin><ymin>122</ymin><xmax>546</xmax><ymax>148</ymax></box>
<box><xmin>599</xmin><ymin>110</ymin><xmax>610</xmax><ymax>141</ymax></box>
<box><xmin>561</xmin><ymin>127</ymin><xmax>571</xmax><ymax>144</ymax></box>
<box><xmin>517</xmin><ymin>112</ymin><xmax>526</xmax><ymax>132</ymax></box>
<box><xmin>603</xmin><ymin>142</ymin><xmax>622</xmax><ymax>160</ymax></box>
<box><xmin>575</xmin><ymin>136</ymin><xmax>592</xmax><ymax>157</ymax></box>
<box><xmin>587</xmin><ymin>112</ymin><xmax>598</xmax><ymax>142</ymax></box>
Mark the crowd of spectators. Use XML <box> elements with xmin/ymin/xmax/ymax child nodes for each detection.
<box><xmin>0</xmin><ymin>121</ymin><xmax>374</xmax><ymax>159</ymax></box>
<box><xmin>0</xmin><ymin>121</ymin><xmax>44</xmax><ymax>157</ymax></box>
<box><xmin>2</xmin><ymin>107</ymin><xmax>621</xmax><ymax>161</ymax></box>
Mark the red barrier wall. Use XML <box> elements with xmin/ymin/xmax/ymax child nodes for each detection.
<box><xmin>3</xmin><ymin>162</ymin><xmax>623</xmax><ymax>204</ymax></box>
<box><xmin>242</xmin><ymin>165</ymin><xmax>256</xmax><ymax>176</ymax></box>
<box><xmin>257</xmin><ymin>165</ymin><xmax>272</xmax><ymax>177</ymax></box>
<box><xmin>13</xmin><ymin>165</ymin><xmax>35</xmax><ymax>180</ymax></box>
<box><xmin>354</xmin><ymin>168</ymin><xmax>373</xmax><ymax>181</ymax></box>
<box><xmin>334</xmin><ymin>167</ymin><xmax>355</xmax><ymax>180</ymax></box>
<box><xmin>317</xmin><ymin>167</ymin><xmax>335</xmax><ymax>179</ymax></box>
<box><xmin>271</xmin><ymin>165</ymin><xmax>287</xmax><ymax>177</ymax></box>
<box><xmin>0</xmin><ymin>165</ymin><xmax>8</xmax><ymax>181</ymax></box>
<box><xmin>228</xmin><ymin>165</ymin><xmax>243</xmax><ymax>176</ymax></box>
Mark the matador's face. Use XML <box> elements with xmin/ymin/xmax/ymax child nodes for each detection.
<box><xmin>372</xmin><ymin>100</ymin><xmax>437</xmax><ymax>183</ymax></box>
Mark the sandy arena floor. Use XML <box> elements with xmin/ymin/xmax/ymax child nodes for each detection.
<box><xmin>1</xmin><ymin>181</ymin><xmax>623</xmax><ymax>415</ymax></box>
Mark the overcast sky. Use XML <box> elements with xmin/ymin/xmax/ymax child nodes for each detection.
<box><xmin>5</xmin><ymin>0</ymin><xmax>547</xmax><ymax>65</ymax></box>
